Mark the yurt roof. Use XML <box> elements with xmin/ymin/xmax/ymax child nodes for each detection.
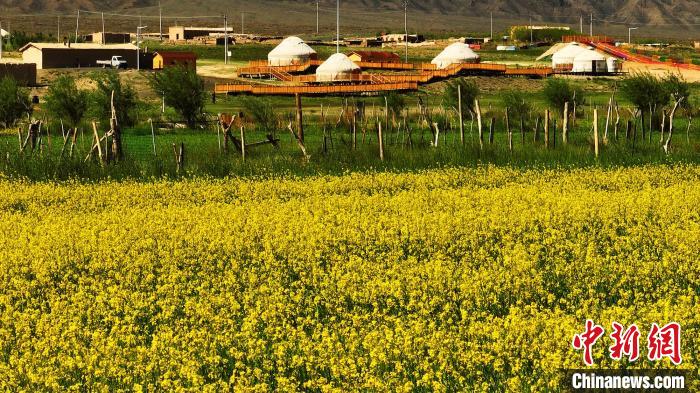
<box><xmin>432</xmin><ymin>42</ymin><xmax>480</xmax><ymax>62</ymax></box>
<box><xmin>551</xmin><ymin>43</ymin><xmax>590</xmax><ymax>61</ymax></box>
<box><xmin>574</xmin><ymin>49</ymin><xmax>607</xmax><ymax>61</ymax></box>
<box><xmin>316</xmin><ymin>53</ymin><xmax>361</xmax><ymax>73</ymax></box>
<box><xmin>269</xmin><ymin>36</ymin><xmax>317</xmax><ymax>57</ymax></box>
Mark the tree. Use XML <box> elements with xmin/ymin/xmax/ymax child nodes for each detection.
<box><xmin>0</xmin><ymin>76</ymin><xmax>32</xmax><ymax>128</ymax></box>
<box><xmin>384</xmin><ymin>91</ymin><xmax>407</xmax><ymax>118</ymax></box>
<box><xmin>501</xmin><ymin>90</ymin><xmax>532</xmax><ymax>122</ymax></box>
<box><xmin>662</xmin><ymin>72</ymin><xmax>691</xmax><ymax>111</ymax></box>
<box><xmin>149</xmin><ymin>65</ymin><xmax>206</xmax><ymax>128</ymax></box>
<box><xmin>443</xmin><ymin>78</ymin><xmax>479</xmax><ymax>115</ymax></box>
<box><xmin>44</xmin><ymin>75</ymin><xmax>88</xmax><ymax>129</ymax></box>
<box><xmin>240</xmin><ymin>96</ymin><xmax>277</xmax><ymax>132</ymax></box>
<box><xmin>620</xmin><ymin>72</ymin><xmax>669</xmax><ymax>138</ymax></box>
<box><xmin>89</xmin><ymin>70</ymin><xmax>139</xmax><ymax>128</ymax></box>
<box><xmin>542</xmin><ymin>78</ymin><xmax>584</xmax><ymax>113</ymax></box>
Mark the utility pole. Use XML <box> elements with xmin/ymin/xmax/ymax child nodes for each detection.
<box><xmin>75</xmin><ymin>10</ymin><xmax>80</xmax><ymax>44</ymax></box>
<box><xmin>580</xmin><ymin>15</ymin><xmax>583</xmax><ymax>34</ymax></box>
<box><xmin>529</xmin><ymin>15</ymin><xmax>533</xmax><ymax>45</ymax></box>
<box><xmin>590</xmin><ymin>13</ymin><xmax>593</xmax><ymax>37</ymax></box>
<box><xmin>316</xmin><ymin>0</ymin><xmax>319</xmax><ymax>35</ymax></box>
<box><xmin>101</xmin><ymin>12</ymin><xmax>105</xmax><ymax>45</ymax></box>
<box><xmin>137</xmin><ymin>25</ymin><xmax>147</xmax><ymax>70</ymax></box>
<box><xmin>403</xmin><ymin>0</ymin><xmax>408</xmax><ymax>63</ymax></box>
<box><xmin>628</xmin><ymin>27</ymin><xmax>638</xmax><ymax>45</ymax></box>
<box><xmin>159</xmin><ymin>1</ymin><xmax>163</xmax><ymax>41</ymax></box>
<box><xmin>241</xmin><ymin>12</ymin><xmax>244</xmax><ymax>34</ymax></box>
<box><xmin>0</xmin><ymin>21</ymin><xmax>3</xmax><ymax>60</ymax></box>
<box><xmin>57</xmin><ymin>16</ymin><xmax>61</xmax><ymax>43</ymax></box>
<box><xmin>490</xmin><ymin>12</ymin><xmax>493</xmax><ymax>40</ymax></box>
<box><xmin>336</xmin><ymin>0</ymin><xmax>340</xmax><ymax>53</ymax></box>
<box><xmin>224</xmin><ymin>14</ymin><xmax>228</xmax><ymax>64</ymax></box>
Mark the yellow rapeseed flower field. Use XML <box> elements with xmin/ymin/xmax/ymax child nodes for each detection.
<box><xmin>0</xmin><ymin>166</ymin><xmax>698</xmax><ymax>391</ymax></box>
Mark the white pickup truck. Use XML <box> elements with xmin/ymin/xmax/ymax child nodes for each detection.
<box><xmin>96</xmin><ymin>56</ymin><xmax>128</xmax><ymax>69</ymax></box>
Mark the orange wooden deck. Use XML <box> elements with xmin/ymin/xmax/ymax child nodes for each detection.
<box><xmin>214</xmin><ymin>82</ymin><xmax>419</xmax><ymax>95</ymax></box>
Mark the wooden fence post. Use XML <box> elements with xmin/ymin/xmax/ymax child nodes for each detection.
<box><xmin>563</xmin><ymin>102</ymin><xmax>569</xmax><ymax>144</ymax></box>
<box><xmin>240</xmin><ymin>126</ymin><xmax>246</xmax><ymax>161</ymax></box>
<box><xmin>594</xmin><ymin>108</ymin><xmax>599</xmax><ymax>159</ymax></box>
<box><xmin>475</xmin><ymin>99</ymin><xmax>483</xmax><ymax>150</ymax></box>
<box><xmin>458</xmin><ymin>84</ymin><xmax>464</xmax><ymax>146</ymax></box>
<box><xmin>544</xmin><ymin>109</ymin><xmax>550</xmax><ymax>148</ymax></box>
<box><xmin>150</xmin><ymin>119</ymin><xmax>157</xmax><ymax>157</ymax></box>
<box><xmin>489</xmin><ymin>117</ymin><xmax>494</xmax><ymax>145</ymax></box>
<box><xmin>506</xmin><ymin>108</ymin><xmax>512</xmax><ymax>152</ymax></box>
<box><xmin>295</xmin><ymin>93</ymin><xmax>304</xmax><ymax>143</ymax></box>
<box><xmin>378</xmin><ymin>121</ymin><xmax>385</xmax><ymax>161</ymax></box>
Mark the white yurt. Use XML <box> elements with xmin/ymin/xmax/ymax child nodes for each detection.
<box><xmin>606</xmin><ymin>57</ymin><xmax>619</xmax><ymax>73</ymax></box>
<box><xmin>551</xmin><ymin>42</ymin><xmax>590</xmax><ymax>70</ymax></box>
<box><xmin>0</xmin><ymin>29</ymin><xmax>9</xmax><ymax>38</ymax></box>
<box><xmin>431</xmin><ymin>43</ymin><xmax>480</xmax><ymax>69</ymax></box>
<box><xmin>315</xmin><ymin>53</ymin><xmax>361</xmax><ymax>82</ymax></box>
<box><xmin>268</xmin><ymin>36</ymin><xmax>317</xmax><ymax>66</ymax></box>
<box><xmin>572</xmin><ymin>49</ymin><xmax>608</xmax><ymax>73</ymax></box>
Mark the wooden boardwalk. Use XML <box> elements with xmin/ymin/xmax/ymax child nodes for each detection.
<box><xmin>222</xmin><ymin>60</ymin><xmax>553</xmax><ymax>96</ymax></box>
<box><xmin>214</xmin><ymin>82</ymin><xmax>419</xmax><ymax>95</ymax></box>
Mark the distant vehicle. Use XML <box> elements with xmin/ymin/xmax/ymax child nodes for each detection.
<box><xmin>96</xmin><ymin>56</ymin><xmax>127</xmax><ymax>69</ymax></box>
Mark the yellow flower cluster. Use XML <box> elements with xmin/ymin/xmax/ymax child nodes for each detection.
<box><xmin>0</xmin><ymin>166</ymin><xmax>698</xmax><ymax>392</ymax></box>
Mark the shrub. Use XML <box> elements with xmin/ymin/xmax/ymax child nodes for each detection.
<box><xmin>443</xmin><ymin>78</ymin><xmax>479</xmax><ymax>115</ymax></box>
<box><xmin>542</xmin><ymin>79</ymin><xmax>584</xmax><ymax>113</ymax></box>
<box><xmin>44</xmin><ymin>75</ymin><xmax>88</xmax><ymax>129</ymax></box>
<box><xmin>240</xmin><ymin>97</ymin><xmax>277</xmax><ymax>132</ymax></box>
<box><xmin>620</xmin><ymin>72</ymin><xmax>669</xmax><ymax>114</ymax></box>
<box><xmin>500</xmin><ymin>90</ymin><xmax>532</xmax><ymax>121</ymax></box>
<box><xmin>0</xmin><ymin>76</ymin><xmax>32</xmax><ymax>129</ymax></box>
<box><xmin>89</xmin><ymin>70</ymin><xmax>139</xmax><ymax>128</ymax></box>
<box><xmin>149</xmin><ymin>65</ymin><xmax>206</xmax><ymax>128</ymax></box>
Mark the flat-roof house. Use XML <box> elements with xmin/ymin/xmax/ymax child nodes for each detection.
<box><xmin>153</xmin><ymin>51</ymin><xmax>197</xmax><ymax>70</ymax></box>
<box><xmin>19</xmin><ymin>42</ymin><xmax>138</xmax><ymax>69</ymax></box>
<box><xmin>169</xmin><ymin>26</ymin><xmax>234</xmax><ymax>42</ymax></box>
<box><xmin>347</xmin><ymin>51</ymin><xmax>401</xmax><ymax>63</ymax></box>
<box><xmin>84</xmin><ymin>32</ymin><xmax>132</xmax><ymax>44</ymax></box>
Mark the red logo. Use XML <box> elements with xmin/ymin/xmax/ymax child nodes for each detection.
<box><xmin>572</xmin><ymin>321</ymin><xmax>682</xmax><ymax>366</ymax></box>
<box><xmin>647</xmin><ymin>322</ymin><xmax>682</xmax><ymax>365</ymax></box>
<box><xmin>572</xmin><ymin>320</ymin><xmax>605</xmax><ymax>366</ymax></box>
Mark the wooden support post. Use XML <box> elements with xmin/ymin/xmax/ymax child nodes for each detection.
<box><xmin>626</xmin><ymin>119</ymin><xmax>632</xmax><ymax>141</ymax></box>
<box><xmin>150</xmin><ymin>119</ymin><xmax>157</xmax><ymax>157</ymax></box>
<box><xmin>475</xmin><ymin>99</ymin><xmax>483</xmax><ymax>150</ymax></box>
<box><xmin>378</xmin><ymin>121</ymin><xmax>385</xmax><ymax>161</ymax></box>
<box><xmin>287</xmin><ymin>122</ymin><xmax>309</xmax><ymax>160</ymax></box>
<box><xmin>240</xmin><ymin>126</ymin><xmax>246</xmax><ymax>161</ymax></box>
<box><xmin>604</xmin><ymin>96</ymin><xmax>612</xmax><ymax>144</ymax></box>
<box><xmin>91</xmin><ymin>121</ymin><xmax>103</xmax><ymax>163</ymax></box>
<box><xmin>458</xmin><ymin>84</ymin><xmax>464</xmax><ymax>145</ymax></box>
<box><xmin>488</xmin><ymin>118</ymin><xmax>494</xmax><ymax>145</ymax></box>
<box><xmin>432</xmin><ymin>122</ymin><xmax>440</xmax><ymax>147</ymax></box>
<box><xmin>352</xmin><ymin>110</ymin><xmax>357</xmax><ymax>150</ymax></box>
<box><xmin>664</xmin><ymin>98</ymin><xmax>684</xmax><ymax>154</ymax></box>
<box><xmin>295</xmin><ymin>93</ymin><xmax>304</xmax><ymax>143</ymax></box>
<box><xmin>593</xmin><ymin>108</ymin><xmax>599</xmax><ymax>159</ymax></box>
<box><xmin>563</xmin><ymin>102</ymin><xmax>569</xmax><ymax>144</ymax></box>
<box><xmin>544</xmin><ymin>110</ymin><xmax>550</xmax><ymax>148</ymax></box>
<box><xmin>505</xmin><ymin>108</ymin><xmax>512</xmax><ymax>152</ymax></box>
<box><xmin>552</xmin><ymin>119</ymin><xmax>557</xmax><ymax>148</ymax></box>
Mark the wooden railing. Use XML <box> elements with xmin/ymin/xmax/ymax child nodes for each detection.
<box><xmin>214</xmin><ymin>82</ymin><xmax>419</xmax><ymax>95</ymax></box>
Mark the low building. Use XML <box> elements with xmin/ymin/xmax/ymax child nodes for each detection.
<box><xmin>169</xmin><ymin>26</ymin><xmax>234</xmax><ymax>41</ymax></box>
<box><xmin>347</xmin><ymin>51</ymin><xmax>401</xmax><ymax>63</ymax></box>
<box><xmin>19</xmin><ymin>42</ymin><xmax>138</xmax><ymax>69</ymax></box>
<box><xmin>0</xmin><ymin>28</ymin><xmax>9</xmax><ymax>38</ymax></box>
<box><xmin>153</xmin><ymin>51</ymin><xmax>197</xmax><ymax>70</ymax></box>
<box><xmin>381</xmin><ymin>34</ymin><xmax>424</xmax><ymax>44</ymax></box>
<box><xmin>84</xmin><ymin>32</ymin><xmax>132</xmax><ymax>44</ymax></box>
<box><xmin>694</xmin><ymin>41</ymin><xmax>700</xmax><ymax>49</ymax></box>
